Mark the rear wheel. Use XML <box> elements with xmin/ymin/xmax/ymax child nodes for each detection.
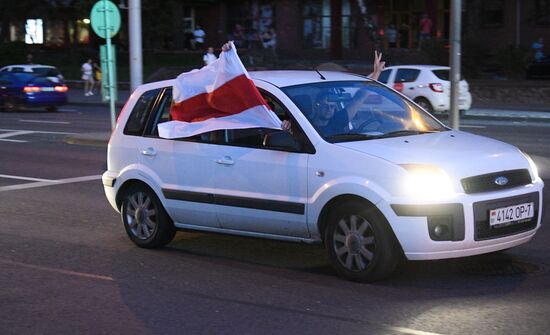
<box><xmin>324</xmin><ymin>200</ymin><xmax>401</xmax><ymax>282</ymax></box>
<box><xmin>3</xmin><ymin>98</ymin><xmax>20</xmax><ymax>112</ymax></box>
<box><xmin>46</xmin><ymin>106</ymin><xmax>58</xmax><ymax>112</ymax></box>
<box><xmin>414</xmin><ymin>97</ymin><xmax>434</xmax><ymax>113</ymax></box>
<box><xmin>121</xmin><ymin>184</ymin><xmax>176</xmax><ymax>248</ymax></box>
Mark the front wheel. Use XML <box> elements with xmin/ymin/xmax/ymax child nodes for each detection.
<box><xmin>121</xmin><ymin>184</ymin><xmax>176</xmax><ymax>248</ymax></box>
<box><xmin>324</xmin><ymin>200</ymin><xmax>401</xmax><ymax>282</ymax></box>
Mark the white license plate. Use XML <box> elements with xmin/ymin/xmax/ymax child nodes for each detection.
<box><xmin>489</xmin><ymin>202</ymin><xmax>534</xmax><ymax>227</ymax></box>
<box><xmin>41</xmin><ymin>87</ymin><xmax>54</xmax><ymax>91</ymax></box>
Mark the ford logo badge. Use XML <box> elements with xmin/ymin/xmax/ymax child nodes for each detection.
<box><xmin>494</xmin><ymin>176</ymin><xmax>509</xmax><ymax>186</ymax></box>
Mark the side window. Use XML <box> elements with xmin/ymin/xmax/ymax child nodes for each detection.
<box><xmin>395</xmin><ymin>69</ymin><xmax>420</xmax><ymax>83</ymax></box>
<box><xmin>124</xmin><ymin>88</ymin><xmax>161</xmax><ymax>136</ymax></box>
<box><xmin>224</xmin><ymin>90</ymin><xmax>314</xmax><ymax>153</ymax></box>
<box><xmin>148</xmin><ymin>87</ymin><xmax>222</xmax><ymax>143</ymax></box>
<box><xmin>378</xmin><ymin>69</ymin><xmax>391</xmax><ymax>84</ymax></box>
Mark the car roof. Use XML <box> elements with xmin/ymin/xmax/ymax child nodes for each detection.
<box><xmin>0</xmin><ymin>64</ymin><xmax>57</xmax><ymax>70</ymax></box>
<box><xmin>249</xmin><ymin>70</ymin><xmax>368</xmax><ymax>87</ymax></box>
<box><xmin>383</xmin><ymin>65</ymin><xmax>450</xmax><ymax>71</ymax></box>
<box><xmin>135</xmin><ymin>70</ymin><xmax>371</xmax><ymax>93</ymax></box>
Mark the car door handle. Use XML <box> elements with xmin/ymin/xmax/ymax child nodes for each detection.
<box><xmin>216</xmin><ymin>156</ymin><xmax>234</xmax><ymax>166</ymax></box>
<box><xmin>408</xmin><ymin>87</ymin><xmax>415</xmax><ymax>90</ymax></box>
<box><xmin>140</xmin><ymin>147</ymin><xmax>157</xmax><ymax>157</ymax></box>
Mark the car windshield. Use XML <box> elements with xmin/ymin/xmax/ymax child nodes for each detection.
<box><xmin>281</xmin><ymin>80</ymin><xmax>447</xmax><ymax>143</ymax></box>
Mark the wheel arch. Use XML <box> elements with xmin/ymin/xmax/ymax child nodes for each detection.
<box><xmin>317</xmin><ymin>194</ymin><xmax>377</xmax><ymax>242</ymax></box>
<box><xmin>115</xmin><ymin>178</ymin><xmax>159</xmax><ymax>210</ymax></box>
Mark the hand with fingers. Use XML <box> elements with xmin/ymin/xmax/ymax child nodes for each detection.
<box><xmin>369</xmin><ymin>50</ymin><xmax>386</xmax><ymax>81</ymax></box>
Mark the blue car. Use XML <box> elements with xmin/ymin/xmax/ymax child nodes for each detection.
<box><xmin>0</xmin><ymin>72</ymin><xmax>68</xmax><ymax>112</ymax></box>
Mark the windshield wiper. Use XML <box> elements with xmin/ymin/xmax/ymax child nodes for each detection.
<box><xmin>377</xmin><ymin>130</ymin><xmax>438</xmax><ymax>138</ymax></box>
<box><xmin>325</xmin><ymin>133</ymin><xmax>378</xmax><ymax>142</ymax></box>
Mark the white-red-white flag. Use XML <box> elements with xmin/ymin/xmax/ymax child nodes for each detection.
<box><xmin>158</xmin><ymin>42</ymin><xmax>281</xmax><ymax>139</ymax></box>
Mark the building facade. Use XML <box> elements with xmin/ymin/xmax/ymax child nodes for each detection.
<box><xmin>1</xmin><ymin>0</ymin><xmax>548</xmax><ymax>61</ymax></box>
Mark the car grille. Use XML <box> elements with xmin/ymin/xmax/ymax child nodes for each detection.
<box><xmin>461</xmin><ymin>169</ymin><xmax>532</xmax><ymax>194</ymax></box>
<box><xmin>472</xmin><ymin>192</ymin><xmax>539</xmax><ymax>241</ymax></box>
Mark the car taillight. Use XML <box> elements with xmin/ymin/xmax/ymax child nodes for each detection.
<box><xmin>429</xmin><ymin>83</ymin><xmax>444</xmax><ymax>92</ymax></box>
<box><xmin>393</xmin><ymin>82</ymin><xmax>404</xmax><ymax>92</ymax></box>
<box><xmin>23</xmin><ymin>86</ymin><xmax>41</xmax><ymax>93</ymax></box>
<box><xmin>54</xmin><ymin>85</ymin><xmax>68</xmax><ymax>93</ymax></box>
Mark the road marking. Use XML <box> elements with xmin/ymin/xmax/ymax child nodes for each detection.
<box><xmin>0</xmin><ymin>128</ymin><xmax>75</xmax><ymax>135</ymax></box>
<box><xmin>0</xmin><ymin>174</ymin><xmax>57</xmax><ymax>182</ymax></box>
<box><xmin>0</xmin><ymin>259</ymin><xmax>114</xmax><ymax>282</ymax></box>
<box><xmin>19</xmin><ymin>119</ymin><xmax>71</xmax><ymax>124</ymax></box>
<box><xmin>0</xmin><ymin>138</ymin><xmax>27</xmax><ymax>143</ymax></box>
<box><xmin>390</xmin><ymin>326</ymin><xmax>445</xmax><ymax>335</ymax></box>
<box><xmin>460</xmin><ymin>125</ymin><xmax>486</xmax><ymax>129</ymax></box>
<box><xmin>0</xmin><ymin>130</ymin><xmax>34</xmax><ymax>138</ymax></box>
<box><xmin>0</xmin><ymin>174</ymin><xmax>102</xmax><ymax>192</ymax></box>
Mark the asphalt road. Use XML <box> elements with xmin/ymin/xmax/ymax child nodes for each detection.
<box><xmin>1</xmin><ymin>104</ymin><xmax>549</xmax><ymax>335</ymax></box>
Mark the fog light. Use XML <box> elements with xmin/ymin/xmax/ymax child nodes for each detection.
<box><xmin>428</xmin><ymin>216</ymin><xmax>453</xmax><ymax>241</ymax></box>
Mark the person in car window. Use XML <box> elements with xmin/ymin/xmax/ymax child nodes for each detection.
<box><xmin>282</xmin><ymin>51</ymin><xmax>385</xmax><ymax>136</ymax></box>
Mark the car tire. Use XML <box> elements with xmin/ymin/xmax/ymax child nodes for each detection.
<box><xmin>121</xmin><ymin>184</ymin><xmax>176</xmax><ymax>249</ymax></box>
<box><xmin>324</xmin><ymin>200</ymin><xmax>401</xmax><ymax>282</ymax></box>
<box><xmin>3</xmin><ymin>98</ymin><xmax>20</xmax><ymax>112</ymax></box>
<box><xmin>414</xmin><ymin>97</ymin><xmax>434</xmax><ymax>113</ymax></box>
<box><xmin>46</xmin><ymin>106</ymin><xmax>58</xmax><ymax>112</ymax></box>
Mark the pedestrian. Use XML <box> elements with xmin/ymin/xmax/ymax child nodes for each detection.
<box><xmin>261</xmin><ymin>26</ymin><xmax>277</xmax><ymax>54</ymax></box>
<box><xmin>193</xmin><ymin>24</ymin><xmax>205</xmax><ymax>50</ymax></box>
<box><xmin>399</xmin><ymin>23</ymin><xmax>409</xmax><ymax>48</ymax></box>
<box><xmin>81</xmin><ymin>59</ymin><xmax>94</xmax><ymax>96</ymax></box>
<box><xmin>92</xmin><ymin>60</ymin><xmax>102</xmax><ymax>94</ymax></box>
<box><xmin>532</xmin><ymin>37</ymin><xmax>545</xmax><ymax>62</ymax></box>
<box><xmin>203</xmin><ymin>46</ymin><xmax>217</xmax><ymax>66</ymax></box>
<box><xmin>386</xmin><ymin>23</ymin><xmax>397</xmax><ymax>48</ymax></box>
<box><xmin>232</xmin><ymin>24</ymin><xmax>246</xmax><ymax>48</ymax></box>
<box><xmin>419</xmin><ymin>13</ymin><xmax>433</xmax><ymax>43</ymax></box>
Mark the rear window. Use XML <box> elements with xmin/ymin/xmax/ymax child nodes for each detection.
<box><xmin>395</xmin><ymin>69</ymin><xmax>420</xmax><ymax>83</ymax></box>
<box><xmin>432</xmin><ymin>70</ymin><xmax>464</xmax><ymax>81</ymax></box>
<box><xmin>124</xmin><ymin>88</ymin><xmax>161</xmax><ymax>136</ymax></box>
<box><xmin>33</xmin><ymin>67</ymin><xmax>60</xmax><ymax>77</ymax></box>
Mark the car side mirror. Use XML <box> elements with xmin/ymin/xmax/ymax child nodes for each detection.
<box><xmin>263</xmin><ymin>130</ymin><xmax>302</xmax><ymax>152</ymax></box>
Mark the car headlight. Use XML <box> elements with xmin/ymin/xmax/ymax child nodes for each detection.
<box><xmin>519</xmin><ymin>150</ymin><xmax>539</xmax><ymax>180</ymax></box>
<box><xmin>401</xmin><ymin>164</ymin><xmax>454</xmax><ymax>199</ymax></box>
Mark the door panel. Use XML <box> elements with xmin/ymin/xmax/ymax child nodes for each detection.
<box><xmin>213</xmin><ymin>143</ymin><xmax>309</xmax><ymax>237</ymax></box>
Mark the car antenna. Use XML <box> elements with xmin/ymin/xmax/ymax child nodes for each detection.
<box><xmin>314</xmin><ymin>67</ymin><xmax>326</xmax><ymax>80</ymax></box>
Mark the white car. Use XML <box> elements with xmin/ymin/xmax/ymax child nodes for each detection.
<box><xmin>103</xmin><ymin>70</ymin><xmax>543</xmax><ymax>282</ymax></box>
<box><xmin>378</xmin><ymin>65</ymin><xmax>472</xmax><ymax>114</ymax></box>
<box><xmin>0</xmin><ymin>64</ymin><xmax>64</xmax><ymax>83</ymax></box>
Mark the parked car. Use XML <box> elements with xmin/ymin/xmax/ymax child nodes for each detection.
<box><xmin>0</xmin><ymin>64</ymin><xmax>65</xmax><ymax>83</ymax></box>
<box><xmin>103</xmin><ymin>70</ymin><xmax>543</xmax><ymax>282</ymax></box>
<box><xmin>378</xmin><ymin>65</ymin><xmax>472</xmax><ymax>114</ymax></box>
<box><xmin>0</xmin><ymin>72</ymin><xmax>68</xmax><ymax>112</ymax></box>
<box><xmin>526</xmin><ymin>57</ymin><xmax>550</xmax><ymax>79</ymax></box>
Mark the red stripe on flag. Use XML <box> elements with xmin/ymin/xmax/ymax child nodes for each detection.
<box><xmin>170</xmin><ymin>74</ymin><xmax>271</xmax><ymax>123</ymax></box>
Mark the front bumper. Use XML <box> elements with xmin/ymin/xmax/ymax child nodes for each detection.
<box><xmin>382</xmin><ymin>183</ymin><xmax>544</xmax><ymax>260</ymax></box>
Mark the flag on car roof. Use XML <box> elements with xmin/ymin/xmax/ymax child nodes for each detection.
<box><xmin>158</xmin><ymin>41</ymin><xmax>281</xmax><ymax>139</ymax></box>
